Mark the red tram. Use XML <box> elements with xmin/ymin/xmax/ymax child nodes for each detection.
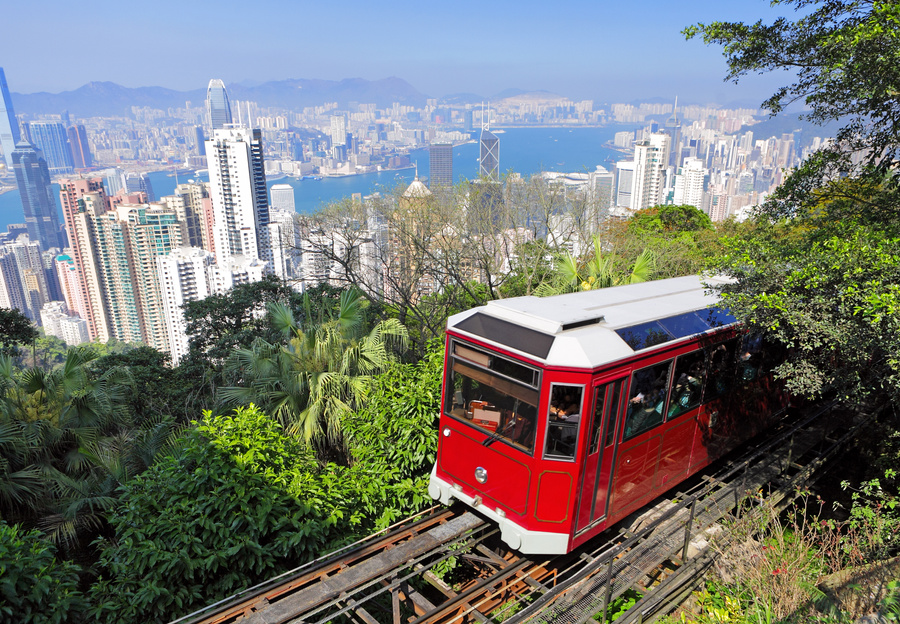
<box><xmin>428</xmin><ymin>275</ymin><xmax>786</xmax><ymax>554</ymax></box>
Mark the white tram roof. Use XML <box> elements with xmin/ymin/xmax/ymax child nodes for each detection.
<box><xmin>447</xmin><ymin>275</ymin><xmax>737</xmax><ymax>369</ymax></box>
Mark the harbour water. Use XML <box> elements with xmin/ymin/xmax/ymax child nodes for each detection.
<box><xmin>0</xmin><ymin>126</ymin><xmax>626</xmax><ymax>232</ymax></box>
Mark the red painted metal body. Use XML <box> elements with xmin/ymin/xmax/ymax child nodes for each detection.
<box><xmin>431</xmin><ymin>309</ymin><xmax>786</xmax><ymax>554</ymax></box>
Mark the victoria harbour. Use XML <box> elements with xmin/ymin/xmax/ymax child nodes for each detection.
<box><xmin>0</xmin><ymin>126</ymin><xmax>626</xmax><ymax>231</ymax></box>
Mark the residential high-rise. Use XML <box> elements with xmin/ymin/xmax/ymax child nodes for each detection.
<box><xmin>330</xmin><ymin>115</ymin><xmax>347</xmax><ymax>147</ymax></box>
<box><xmin>11</xmin><ymin>140</ymin><xmax>64</xmax><ymax>250</ymax></box>
<box><xmin>673</xmin><ymin>157</ymin><xmax>709</xmax><ymax>211</ymax></box>
<box><xmin>161</xmin><ymin>183</ymin><xmax>207</xmax><ymax>248</ymax></box>
<box><xmin>270</xmin><ymin>184</ymin><xmax>295</xmax><ymax>212</ymax></box>
<box><xmin>29</xmin><ymin>121</ymin><xmax>74</xmax><ymax>175</ymax></box>
<box><xmin>66</xmin><ymin>124</ymin><xmax>93</xmax><ymax>169</ymax></box>
<box><xmin>429</xmin><ymin>143</ymin><xmax>453</xmax><ymax>187</ymax></box>
<box><xmin>630</xmin><ymin>133</ymin><xmax>671</xmax><ymax>212</ymax></box>
<box><xmin>0</xmin><ymin>249</ymin><xmax>27</xmax><ymax>316</ymax></box>
<box><xmin>206</xmin><ymin>79</ymin><xmax>233</xmax><ymax>131</ymax></box>
<box><xmin>205</xmin><ymin>127</ymin><xmax>273</xmax><ymax>270</ymax></box>
<box><xmin>615</xmin><ymin>161</ymin><xmax>635</xmax><ymax>208</ymax></box>
<box><xmin>156</xmin><ymin>247</ymin><xmax>215</xmax><ymax>364</ymax></box>
<box><xmin>59</xmin><ymin>178</ymin><xmax>112</xmax><ymax>342</ymax></box>
<box><xmin>0</xmin><ymin>67</ymin><xmax>20</xmax><ymax>169</ymax></box>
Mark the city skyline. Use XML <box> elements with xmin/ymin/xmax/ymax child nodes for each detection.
<box><xmin>1</xmin><ymin>0</ymin><xmax>798</xmax><ymax>105</ymax></box>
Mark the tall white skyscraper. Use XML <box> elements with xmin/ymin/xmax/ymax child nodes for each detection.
<box><xmin>330</xmin><ymin>115</ymin><xmax>347</xmax><ymax>147</ymax></box>
<box><xmin>630</xmin><ymin>133</ymin><xmax>671</xmax><ymax>212</ymax></box>
<box><xmin>673</xmin><ymin>157</ymin><xmax>709</xmax><ymax>211</ymax></box>
<box><xmin>615</xmin><ymin>161</ymin><xmax>635</xmax><ymax>208</ymax></box>
<box><xmin>205</xmin><ymin>127</ymin><xmax>273</xmax><ymax>271</ymax></box>
<box><xmin>157</xmin><ymin>247</ymin><xmax>215</xmax><ymax>365</ymax></box>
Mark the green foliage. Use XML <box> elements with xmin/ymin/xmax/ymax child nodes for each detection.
<box><xmin>345</xmin><ymin>340</ymin><xmax>443</xmax><ymax>481</ymax></box>
<box><xmin>89</xmin><ymin>402</ymin><xmax>438</xmax><ymax>623</ymax></box>
<box><xmin>595</xmin><ymin>588</ymin><xmax>642</xmax><ymax>622</ymax></box>
<box><xmin>220</xmin><ymin>289</ymin><xmax>408</xmax><ymax>455</ymax></box>
<box><xmin>0</xmin><ymin>307</ymin><xmax>37</xmax><ymax>358</ymax></box>
<box><xmin>0</xmin><ymin>522</ymin><xmax>87</xmax><ymax>624</ymax></box>
<box><xmin>90</xmin><ymin>346</ymin><xmax>194</xmax><ymax>424</ymax></box>
<box><xmin>536</xmin><ymin>235</ymin><xmax>655</xmax><ymax>296</ymax></box>
<box><xmin>627</xmin><ymin>205</ymin><xmax>713</xmax><ymax>235</ymax></box>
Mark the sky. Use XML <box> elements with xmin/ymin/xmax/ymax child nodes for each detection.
<box><xmin>1</xmin><ymin>0</ymin><xmax>799</xmax><ymax>105</ymax></box>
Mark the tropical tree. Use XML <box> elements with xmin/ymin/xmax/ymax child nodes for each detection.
<box><xmin>537</xmin><ymin>235</ymin><xmax>655</xmax><ymax>296</ymax></box>
<box><xmin>0</xmin><ymin>307</ymin><xmax>37</xmax><ymax>358</ymax></box>
<box><xmin>220</xmin><ymin>289</ymin><xmax>408</xmax><ymax>457</ymax></box>
<box><xmin>0</xmin><ymin>347</ymin><xmax>176</xmax><ymax>551</ymax></box>
<box><xmin>686</xmin><ymin>1</ymin><xmax>900</xmax><ymax>408</ymax></box>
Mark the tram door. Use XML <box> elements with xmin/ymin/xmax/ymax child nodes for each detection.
<box><xmin>575</xmin><ymin>379</ymin><xmax>625</xmax><ymax>533</ymax></box>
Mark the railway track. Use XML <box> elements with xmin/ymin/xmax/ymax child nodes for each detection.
<box><xmin>173</xmin><ymin>401</ymin><xmax>869</xmax><ymax>624</ymax></box>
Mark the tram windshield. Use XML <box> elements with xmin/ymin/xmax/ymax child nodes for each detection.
<box><xmin>444</xmin><ymin>341</ymin><xmax>540</xmax><ymax>454</ymax></box>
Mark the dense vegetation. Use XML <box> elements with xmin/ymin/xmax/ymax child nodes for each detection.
<box><xmin>3</xmin><ymin>3</ymin><xmax>900</xmax><ymax>620</ymax></box>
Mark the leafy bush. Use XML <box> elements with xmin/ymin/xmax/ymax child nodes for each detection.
<box><xmin>0</xmin><ymin>522</ymin><xmax>86</xmax><ymax>624</ymax></box>
<box><xmin>88</xmin><ymin>378</ymin><xmax>444</xmax><ymax>624</ymax></box>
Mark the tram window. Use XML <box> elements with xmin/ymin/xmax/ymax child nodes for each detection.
<box><xmin>445</xmin><ymin>359</ymin><xmax>539</xmax><ymax>454</ymax></box>
<box><xmin>601</xmin><ymin>381</ymin><xmax>624</xmax><ymax>449</ymax></box>
<box><xmin>739</xmin><ymin>333</ymin><xmax>764</xmax><ymax>381</ymax></box>
<box><xmin>544</xmin><ymin>384</ymin><xmax>584</xmax><ymax>461</ymax></box>
<box><xmin>624</xmin><ymin>360</ymin><xmax>673</xmax><ymax>440</ymax></box>
<box><xmin>588</xmin><ymin>386</ymin><xmax>606</xmax><ymax>455</ymax></box>
<box><xmin>668</xmin><ymin>351</ymin><xmax>705</xmax><ymax>419</ymax></box>
<box><xmin>704</xmin><ymin>339</ymin><xmax>739</xmax><ymax>401</ymax></box>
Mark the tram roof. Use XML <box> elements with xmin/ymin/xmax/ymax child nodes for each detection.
<box><xmin>447</xmin><ymin>275</ymin><xmax>737</xmax><ymax>369</ymax></box>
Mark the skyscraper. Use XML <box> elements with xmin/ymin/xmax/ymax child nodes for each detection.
<box><xmin>59</xmin><ymin>178</ymin><xmax>112</xmax><ymax>342</ymax></box>
<box><xmin>479</xmin><ymin>109</ymin><xmax>499</xmax><ymax>182</ymax></box>
<box><xmin>11</xmin><ymin>141</ymin><xmax>63</xmax><ymax>250</ymax></box>
<box><xmin>206</xmin><ymin>79</ymin><xmax>233</xmax><ymax>131</ymax></box>
<box><xmin>205</xmin><ymin>127</ymin><xmax>273</xmax><ymax>270</ymax></box>
<box><xmin>0</xmin><ymin>67</ymin><xmax>20</xmax><ymax>169</ymax></box>
<box><xmin>663</xmin><ymin>97</ymin><xmax>682</xmax><ymax>168</ymax></box>
<box><xmin>124</xmin><ymin>172</ymin><xmax>155</xmax><ymax>201</ymax></box>
<box><xmin>615</xmin><ymin>161</ymin><xmax>635</xmax><ymax>208</ymax></box>
<box><xmin>429</xmin><ymin>143</ymin><xmax>453</xmax><ymax>187</ymax></box>
<box><xmin>29</xmin><ymin>122</ymin><xmax>74</xmax><ymax>175</ymax></box>
<box><xmin>66</xmin><ymin>124</ymin><xmax>93</xmax><ymax>169</ymax></box>
<box><xmin>630</xmin><ymin>133</ymin><xmax>671</xmax><ymax>212</ymax></box>
<box><xmin>270</xmin><ymin>184</ymin><xmax>295</xmax><ymax>212</ymax></box>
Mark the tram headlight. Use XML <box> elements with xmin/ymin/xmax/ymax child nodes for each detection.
<box><xmin>475</xmin><ymin>467</ymin><xmax>488</xmax><ymax>484</ymax></box>
<box><xmin>442</xmin><ymin>427</ymin><xmax>451</xmax><ymax>437</ymax></box>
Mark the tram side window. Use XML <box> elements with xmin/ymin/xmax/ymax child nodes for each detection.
<box><xmin>739</xmin><ymin>333</ymin><xmax>764</xmax><ymax>381</ymax></box>
<box><xmin>544</xmin><ymin>384</ymin><xmax>584</xmax><ymax>461</ymax></box>
<box><xmin>704</xmin><ymin>339</ymin><xmax>739</xmax><ymax>401</ymax></box>
<box><xmin>624</xmin><ymin>360</ymin><xmax>673</xmax><ymax>440</ymax></box>
<box><xmin>668</xmin><ymin>351</ymin><xmax>706</xmax><ymax>419</ymax></box>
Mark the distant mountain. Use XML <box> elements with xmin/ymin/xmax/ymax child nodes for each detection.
<box><xmin>492</xmin><ymin>88</ymin><xmax>528</xmax><ymax>100</ymax></box>
<box><xmin>440</xmin><ymin>93</ymin><xmax>485</xmax><ymax>105</ymax></box>
<box><xmin>735</xmin><ymin>112</ymin><xmax>843</xmax><ymax>142</ymax></box>
<box><xmin>11</xmin><ymin>77</ymin><xmax>429</xmax><ymax>117</ymax></box>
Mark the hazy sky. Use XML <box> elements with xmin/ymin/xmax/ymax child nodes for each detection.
<box><xmin>1</xmin><ymin>0</ymin><xmax>798</xmax><ymax>105</ymax></box>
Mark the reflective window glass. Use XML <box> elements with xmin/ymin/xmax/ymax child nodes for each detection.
<box><xmin>668</xmin><ymin>351</ymin><xmax>706</xmax><ymax>419</ymax></box>
<box><xmin>623</xmin><ymin>360</ymin><xmax>673</xmax><ymax>439</ymax></box>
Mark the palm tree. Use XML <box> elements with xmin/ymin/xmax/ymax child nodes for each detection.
<box><xmin>0</xmin><ymin>347</ymin><xmax>174</xmax><ymax>552</ymax></box>
<box><xmin>220</xmin><ymin>289</ymin><xmax>408</xmax><ymax>457</ymax></box>
<box><xmin>537</xmin><ymin>235</ymin><xmax>655</xmax><ymax>296</ymax></box>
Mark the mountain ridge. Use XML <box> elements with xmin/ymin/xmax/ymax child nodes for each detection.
<box><xmin>11</xmin><ymin>77</ymin><xmax>429</xmax><ymax>117</ymax></box>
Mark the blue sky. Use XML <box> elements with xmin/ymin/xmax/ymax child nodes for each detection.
<box><xmin>2</xmin><ymin>0</ymin><xmax>798</xmax><ymax>105</ymax></box>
